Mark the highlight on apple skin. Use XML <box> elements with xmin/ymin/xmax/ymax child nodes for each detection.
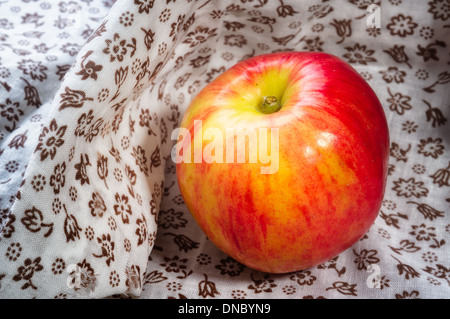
<box><xmin>174</xmin><ymin>51</ymin><xmax>389</xmax><ymax>274</ymax></box>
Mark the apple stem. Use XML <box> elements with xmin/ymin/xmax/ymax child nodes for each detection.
<box><xmin>259</xmin><ymin>95</ymin><xmax>282</xmax><ymax>114</ymax></box>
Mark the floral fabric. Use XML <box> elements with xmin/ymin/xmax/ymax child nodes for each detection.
<box><xmin>0</xmin><ymin>0</ymin><xmax>449</xmax><ymax>299</ymax></box>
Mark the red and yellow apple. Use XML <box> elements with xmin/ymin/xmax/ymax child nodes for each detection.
<box><xmin>174</xmin><ymin>51</ymin><xmax>389</xmax><ymax>273</ymax></box>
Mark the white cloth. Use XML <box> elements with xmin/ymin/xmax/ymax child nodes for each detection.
<box><xmin>0</xmin><ymin>0</ymin><xmax>448</xmax><ymax>299</ymax></box>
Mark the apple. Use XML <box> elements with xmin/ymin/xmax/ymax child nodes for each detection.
<box><xmin>174</xmin><ymin>51</ymin><xmax>389</xmax><ymax>273</ymax></box>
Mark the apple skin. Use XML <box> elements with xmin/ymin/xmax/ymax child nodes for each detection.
<box><xmin>176</xmin><ymin>51</ymin><xmax>389</xmax><ymax>274</ymax></box>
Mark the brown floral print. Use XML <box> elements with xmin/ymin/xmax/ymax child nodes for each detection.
<box><xmin>387</xmin><ymin>14</ymin><xmax>418</xmax><ymax>37</ymax></box>
<box><xmin>35</xmin><ymin>119</ymin><xmax>67</xmax><ymax>161</ymax></box>
<box><xmin>12</xmin><ymin>257</ymin><xmax>44</xmax><ymax>290</ymax></box>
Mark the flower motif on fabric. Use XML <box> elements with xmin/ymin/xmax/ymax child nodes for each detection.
<box><xmin>326</xmin><ymin>281</ymin><xmax>358</xmax><ymax>296</ymax></box>
<box><xmin>59</xmin><ymin>87</ymin><xmax>94</xmax><ymax>111</ymax></box>
<box><xmin>380</xmin><ymin>67</ymin><xmax>406</xmax><ymax>83</ymax></box>
<box><xmin>428</xmin><ymin>0</ymin><xmax>450</xmax><ymax>21</ymax></box>
<box><xmin>103</xmin><ymin>33</ymin><xmax>136</xmax><ymax>63</ymax></box>
<box><xmin>134</xmin><ymin>0</ymin><xmax>154</xmax><ymax>14</ymax></box>
<box><xmin>164</xmin><ymin>233</ymin><xmax>199</xmax><ymax>253</ymax></box>
<box><xmin>49</xmin><ymin>162</ymin><xmax>66</xmax><ymax>195</ymax></box>
<box><xmin>183</xmin><ymin>26</ymin><xmax>218</xmax><ymax>47</ymax></box>
<box><xmin>416</xmin><ymin>40</ymin><xmax>446</xmax><ymax>62</ymax></box>
<box><xmin>343</xmin><ymin>43</ymin><xmax>377</xmax><ymax>65</ymax></box>
<box><xmin>62</xmin><ymin>204</ymin><xmax>82</xmax><ymax>242</ymax></box>
<box><xmin>135</xmin><ymin>215</ymin><xmax>148</xmax><ymax>246</ymax></box>
<box><xmin>158</xmin><ymin>208</ymin><xmax>187</xmax><ymax>229</ymax></box>
<box><xmin>0</xmin><ymin>98</ymin><xmax>23</xmax><ymax>132</ymax></box>
<box><xmin>120</xmin><ymin>11</ymin><xmax>135</xmax><ymax>27</ymax></box>
<box><xmin>410</xmin><ymin>224</ymin><xmax>436</xmax><ymax>242</ymax></box>
<box><xmin>330</xmin><ymin>19</ymin><xmax>352</xmax><ymax>44</ymax></box>
<box><xmin>17</xmin><ymin>59</ymin><xmax>47</xmax><ymax>81</ymax></box>
<box><xmin>78</xmin><ymin>60</ymin><xmax>103</xmax><ymax>80</ymax></box>
<box><xmin>74</xmin><ymin>153</ymin><xmax>92</xmax><ymax>185</ymax></box>
<box><xmin>12</xmin><ymin>257</ymin><xmax>44</xmax><ymax>290</ymax></box>
<box><xmin>387</xmin><ymin>88</ymin><xmax>412</xmax><ymax>115</ymax></box>
<box><xmin>61</xmin><ymin>43</ymin><xmax>82</xmax><ymax>57</ymax></box>
<box><xmin>88</xmin><ymin>192</ymin><xmax>107</xmax><ymax>218</ymax></box>
<box><xmin>131</xmin><ymin>145</ymin><xmax>149</xmax><ymax>176</ymax></box>
<box><xmin>35</xmin><ymin>119</ymin><xmax>67</xmax><ymax>161</ymax></box>
<box><xmin>76</xmin><ymin>51</ymin><xmax>103</xmax><ymax>81</ymax></box>
<box><xmin>417</xmin><ymin>137</ymin><xmax>445</xmax><ymax>159</ymax></box>
<box><xmin>248</xmin><ymin>273</ymin><xmax>277</xmax><ymax>293</ymax></box>
<box><xmin>396</xmin><ymin>290</ymin><xmax>420</xmax><ymax>299</ymax></box>
<box><xmin>429</xmin><ymin>162</ymin><xmax>450</xmax><ymax>187</ymax></box>
<box><xmin>383</xmin><ymin>44</ymin><xmax>412</xmax><ymax>68</ymax></box>
<box><xmin>198</xmin><ymin>274</ymin><xmax>220</xmax><ymax>298</ymax></box>
<box><xmin>423</xmin><ymin>100</ymin><xmax>447</xmax><ymax>127</ymax></box>
<box><xmin>215</xmin><ymin>257</ymin><xmax>244</xmax><ymax>277</ymax></box>
<box><xmin>224</xmin><ymin>34</ymin><xmax>247</xmax><ymax>48</ymax></box>
<box><xmin>113</xmin><ymin>193</ymin><xmax>132</xmax><ymax>224</ymax></box>
<box><xmin>93</xmin><ymin>234</ymin><xmax>115</xmax><ymax>266</ymax></box>
<box><xmin>423</xmin><ymin>264</ymin><xmax>450</xmax><ymax>286</ymax></box>
<box><xmin>75</xmin><ymin>110</ymin><xmax>94</xmax><ymax>137</ymax></box>
<box><xmin>392</xmin><ymin>177</ymin><xmax>429</xmax><ymax>198</ymax></box>
<box><xmin>21</xmin><ymin>206</ymin><xmax>53</xmax><ymax>237</ymax></box>
<box><xmin>290</xmin><ymin>270</ymin><xmax>317</xmax><ymax>286</ymax></box>
<box><xmin>387</xmin><ymin>14</ymin><xmax>418</xmax><ymax>37</ymax></box>
<box><xmin>353</xmin><ymin>249</ymin><xmax>380</xmax><ymax>271</ymax></box>
<box><xmin>161</xmin><ymin>255</ymin><xmax>188</xmax><ymax>273</ymax></box>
